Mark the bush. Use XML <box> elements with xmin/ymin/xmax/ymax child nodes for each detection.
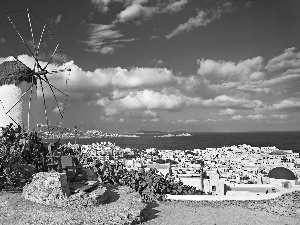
<box><xmin>0</xmin><ymin>124</ymin><xmax>47</xmax><ymax>189</ymax></box>
<box><xmin>93</xmin><ymin>161</ymin><xmax>201</xmax><ymax>202</ymax></box>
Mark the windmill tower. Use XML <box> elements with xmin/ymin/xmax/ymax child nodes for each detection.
<box><xmin>0</xmin><ymin>56</ymin><xmax>37</xmax><ymax>130</ymax></box>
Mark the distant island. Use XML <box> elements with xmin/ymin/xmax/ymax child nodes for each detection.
<box><xmin>154</xmin><ymin>133</ymin><xmax>192</xmax><ymax>137</ymax></box>
<box><xmin>36</xmin><ymin>124</ymin><xmax>138</xmax><ymax>139</ymax></box>
<box><xmin>36</xmin><ymin>125</ymin><xmax>191</xmax><ymax>139</ymax></box>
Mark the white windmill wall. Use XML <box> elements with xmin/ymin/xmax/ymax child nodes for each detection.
<box><xmin>0</xmin><ymin>81</ymin><xmax>37</xmax><ymax>130</ymax></box>
<box><xmin>0</xmin><ymin>84</ymin><xmax>22</xmax><ymax>128</ymax></box>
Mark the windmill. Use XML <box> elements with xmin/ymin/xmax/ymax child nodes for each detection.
<box><xmin>0</xmin><ymin>9</ymin><xmax>71</xmax><ymax>133</ymax></box>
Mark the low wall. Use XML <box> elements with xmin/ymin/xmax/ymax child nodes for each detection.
<box><xmin>228</xmin><ymin>184</ymin><xmax>276</xmax><ymax>188</ymax></box>
<box><xmin>166</xmin><ymin>193</ymin><xmax>279</xmax><ymax>201</ymax></box>
<box><xmin>166</xmin><ymin>185</ymin><xmax>300</xmax><ymax>201</ymax></box>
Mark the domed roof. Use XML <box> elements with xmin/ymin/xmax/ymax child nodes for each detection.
<box><xmin>268</xmin><ymin>167</ymin><xmax>296</xmax><ymax>180</ymax></box>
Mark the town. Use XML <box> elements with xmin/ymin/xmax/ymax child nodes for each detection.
<box><xmin>60</xmin><ymin>141</ymin><xmax>300</xmax><ymax>189</ymax></box>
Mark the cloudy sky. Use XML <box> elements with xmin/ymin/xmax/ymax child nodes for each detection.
<box><xmin>0</xmin><ymin>0</ymin><xmax>300</xmax><ymax>133</ymax></box>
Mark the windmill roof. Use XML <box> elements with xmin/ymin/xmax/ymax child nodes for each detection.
<box><xmin>0</xmin><ymin>59</ymin><xmax>34</xmax><ymax>85</ymax></box>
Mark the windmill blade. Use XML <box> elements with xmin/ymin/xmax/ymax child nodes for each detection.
<box><xmin>5</xmin><ymin>13</ymin><xmax>39</xmax><ymax>66</ymax></box>
<box><xmin>43</xmin><ymin>74</ymin><xmax>63</xmax><ymax>119</ymax></box>
<box><xmin>43</xmin><ymin>43</ymin><xmax>59</xmax><ymax>70</ymax></box>
<box><xmin>0</xmin><ymin>99</ymin><xmax>23</xmax><ymax>129</ymax></box>
<box><xmin>48</xmin><ymin>68</ymin><xmax>71</xmax><ymax>74</ymax></box>
<box><xmin>28</xmin><ymin>76</ymin><xmax>34</xmax><ymax>131</ymax></box>
<box><xmin>38</xmin><ymin>76</ymin><xmax>49</xmax><ymax>128</ymax></box>
<box><xmin>31</xmin><ymin>20</ymin><xmax>46</xmax><ymax>72</ymax></box>
<box><xmin>5</xmin><ymin>82</ymin><xmax>34</xmax><ymax>114</ymax></box>
<box><xmin>39</xmin><ymin>76</ymin><xmax>68</xmax><ymax>97</ymax></box>
<box><xmin>27</xmin><ymin>9</ymin><xmax>37</xmax><ymax>62</ymax></box>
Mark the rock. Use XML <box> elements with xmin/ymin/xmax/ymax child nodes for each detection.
<box><xmin>65</xmin><ymin>186</ymin><xmax>108</xmax><ymax>208</ymax></box>
<box><xmin>22</xmin><ymin>172</ymin><xmax>70</xmax><ymax>207</ymax></box>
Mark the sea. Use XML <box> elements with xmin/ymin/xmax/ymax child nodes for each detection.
<box><xmin>45</xmin><ymin>131</ymin><xmax>300</xmax><ymax>154</ymax></box>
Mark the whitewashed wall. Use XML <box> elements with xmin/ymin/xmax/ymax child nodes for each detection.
<box><xmin>0</xmin><ymin>81</ymin><xmax>37</xmax><ymax>130</ymax></box>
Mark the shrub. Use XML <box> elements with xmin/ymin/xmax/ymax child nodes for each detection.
<box><xmin>93</xmin><ymin>161</ymin><xmax>201</xmax><ymax>202</ymax></box>
<box><xmin>0</xmin><ymin>124</ymin><xmax>47</xmax><ymax>188</ymax></box>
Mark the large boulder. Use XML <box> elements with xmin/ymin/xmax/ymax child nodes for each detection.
<box><xmin>22</xmin><ymin>172</ymin><xmax>70</xmax><ymax>207</ymax></box>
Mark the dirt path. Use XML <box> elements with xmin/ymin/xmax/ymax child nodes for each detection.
<box><xmin>141</xmin><ymin>201</ymin><xmax>299</xmax><ymax>225</ymax></box>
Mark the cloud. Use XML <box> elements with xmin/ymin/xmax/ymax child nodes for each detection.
<box><xmin>163</xmin><ymin>0</ymin><xmax>189</xmax><ymax>13</ymax></box>
<box><xmin>220</xmin><ymin>108</ymin><xmax>236</xmax><ymax>116</ymax></box>
<box><xmin>202</xmin><ymin>95</ymin><xmax>265</xmax><ymax>110</ymax></box>
<box><xmin>99</xmin><ymin>91</ymin><xmax>265</xmax><ymax>116</ymax></box>
<box><xmin>247</xmin><ymin>114</ymin><xmax>265</xmax><ymax>120</ymax></box>
<box><xmin>50</xmin><ymin>14</ymin><xmax>62</xmax><ymax>25</ymax></box>
<box><xmin>237</xmin><ymin>73</ymin><xmax>300</xmax><ymax>94</ymax></box>
<box><xmin>150</xmin><ymin>35</ymin><xmax>160</xmax><ymax>40</ymax></box>
<box><xmin>96</xmin><ymin>98</ymin><xmax>110</xmax><ymax>106</ymax></box>
<box><xmin>195</xmin><ymin>51</ymin><xmax>300</xmax><ymax>99</ymax></box>
<box><xmin>104</xmin><ymin>90</ymin><xmax>188</xmax><ymax>114</ymax></box>
<box><xmin>177</xmin><ymin>119</ymin><xmax>200</xmax><ymax>124</ymax></box>
<box><xmin>112</xmin><ymin>0</ymin><xmax>188</xmax><ymax>23</ymax></box>
<box><xmin>117</xmin><ymin>3</ymin><xmax>157</xmax><ymax>23</ymax></box>
<box><xmin>119</xmin><ymin>118</ymin><xmax>125</xmax><ymax>122</ymax></box>
<box><xmin>100</xmin><ymin>116</ymin><xmax>114</xmax><ymax>122</ymax></box>
<box><xmin>110</xmin><ymin>67</ymin><xmax>176</xmax><ymax>89</ymax></box>
<box><xmin>265</xmin><ymin>47</ymin><xmax>300</xmax><ymax>72</ymax></box>
<box><xmin>7</xmin><ymin>45</ymin><xmax>300</xmax><ymax>126</ymax></box>
<box><xmin>91</xmin><ymin>0</ymin><xmax>113</xmax><ymax>13</ymax></box>
<box><xmin>143</xmin><ymin>109</ymin><xmax>158</xmax><ymax>118</ymax></box>
<box><xmin>231</xmin><ymin>115</ymin><xmax>243</xmax><ymax>120</ymax></box>
<box><xmin>88</xmin><ymin>1</ymin><xmax>189</xmax><ymax>52</ymax></box>
<box><xmin>268</xmin><ymin>98</ymin><xmax>300</xmax><ymax>111</ymax></box>
<box><xmin>53</xmin><ymin>102</ymin><xmax>64</xmax><ymax>113</ymax></box>
<box><xmin>166</xmin><ymin>1</ymin><xmax>233</xmax><ymax>39</ymax></box>
<box><xmin>271</xmin><ymin>114</ymin><xmax>288</xmax><ymax>119</ymax></box>
<box><xmin>203</xmin><ymin>118</ymin><xmax>221</xmax><ymax>124</ymax></box>
<box><xmin>0</xmin><ymin>37</ymin><xmax>5</xmax><ymax>43</ymax></box>
<box><xmin>99</xmin><ymin>88</ymin><xmax>217</xmax><ymax>116</ymax></box>
<box><xmin>197</xmin><ymin>56</ymin><xmax>264</xmax><ymax>81</ymax></box>
<box><xmin>59</xmin><ymin>61</ymin><xmax>180</xmax><ymax>102</ymax></box>
<box><xmin>150</xmin><ymin>59</ymin><xmax>164</xmax><ymax>67</ymax></box>
<box><xmin>55</xmin><ymin>15</ymin><xmax>62</xmax><ymax>25</ymax></box>
<box><xmin>84</xmin><ymin>24</ymin><xmax>136</xmax><ymax>54</ymax></box>
<box><xmin>244</xmin><ymin>1</ymin><xmax>252</xmax><ymax>7</ymax></box>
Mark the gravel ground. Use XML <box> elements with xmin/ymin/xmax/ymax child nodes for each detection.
<box><xmin>1</xmin><ymin>190</ymin><xmax>300</xmax><ymax>225</ymax></box>
<box><xmin>141</xmin><ymin>201</ymin><xmax>299</xmax><ymax>225</ymax></box>
<box><xmin>141</xmin><ymin>191</ymin><xmax>300</xmax><ymax>225</ymax></box>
